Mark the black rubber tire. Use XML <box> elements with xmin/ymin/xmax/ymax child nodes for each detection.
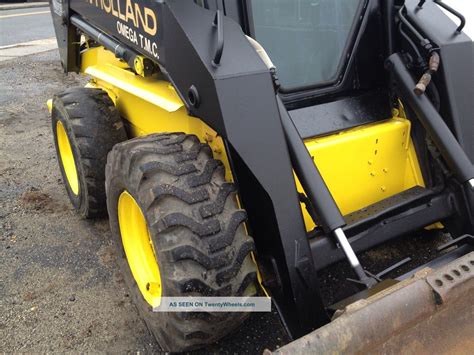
<box><xmin>105</xmin><ymin>133</ymin><xmax>258</xmax><ymax>352</ymax></box>
<box><xmin>52</xmin><ymin>87</ymin><xmax>127</xmax><ymax>218</ymax></box>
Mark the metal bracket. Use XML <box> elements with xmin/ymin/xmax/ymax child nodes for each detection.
<box><xmin>433</xmin><ymin>0</ymin><xmax>466</xmax><ymax>33</ymax></box>
<box><xmin>438</xmin><ymin>234</ymin><xmax>474</xmax><ymax>252</ymax></box>
<box><xmin>212</xmin><ymin>10</ymin><xmax>224</xmax><ymax>66</ymax></box>
<box><xmin>426</xmin><ymin>251</ymin><xmax>474</xmax><ymax>304</ymax></box>
<box><xmin>418</xmin><ymin>0</ymin><xmax>466</xmax><ymax>33</ymax></box>
<box><xmin>334</xmin><ymin>228</ymin><xmax>378</xmax><ymax>288</ymax></box>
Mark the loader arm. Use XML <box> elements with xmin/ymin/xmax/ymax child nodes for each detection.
<box><xmin>62</xmin><ymin>0</ymin><xmax>332</xmax><ymax>336</ymax></box>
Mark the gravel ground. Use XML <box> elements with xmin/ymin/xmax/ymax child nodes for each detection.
<box><xmin>0</xmin><ymin>50</ymin><xmax>289</xmax><ymax>353</ymax></box>
<box><xmin>0</xmin><ymin>49</ymin><xmax>465</xmax><ymax>354</ymax></box>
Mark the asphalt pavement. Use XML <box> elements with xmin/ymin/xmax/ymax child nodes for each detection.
<box><xmin>0</xmin><ymin>5</ymin><xmax>54</xmax><ymax>47</ymax></box>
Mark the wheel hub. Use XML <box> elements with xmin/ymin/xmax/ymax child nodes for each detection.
<box><xmin>118</xmin><ymin>191</ymin><xmax>162</xmax><ymax>307</ymax></box>
<box><xmin>56</xmin><ymin>121</ymin><xmax>79</xmax><ymax>195</ymax></box>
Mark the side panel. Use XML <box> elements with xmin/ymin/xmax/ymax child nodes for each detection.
<box><xmin>81</xmin><ymin>47</ymin><xmax>233</xmax><ymax>180</ymax></box>
<box><xmin>299</xmin><ymin>118</ymin><xmax>424</xmax><ymax>230</ymax></box>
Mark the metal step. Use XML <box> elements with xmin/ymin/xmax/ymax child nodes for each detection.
<box><xmin>310</xmin><ymin>186</ymin><xmax>456</xmax><ymax>270</ymax></box>
<box><xmin>345</xmin><ymin>186</ymin><xmax>432</xmax><ymax>227</ymax></box>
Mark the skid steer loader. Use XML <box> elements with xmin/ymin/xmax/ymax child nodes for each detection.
<box><xmin>48</xmin><ymin>0</ymin><xmax>474</xmax><ymax>352</ymax></box>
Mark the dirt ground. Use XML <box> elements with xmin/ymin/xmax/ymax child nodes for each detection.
<box><xmin>0</xmin><ymin>50</ymin><xmax>289</xmax><ymax>353</ymax></box>
<box><xmin>1</xmin><ymin>49</ymin><xmax>467</xmax><ymax>354</ymax></box>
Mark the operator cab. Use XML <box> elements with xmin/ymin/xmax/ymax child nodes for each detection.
<box><xmin>196</xmin><ymin>0</ymin><xmax>391</xmax><ymax>137</ymax></box>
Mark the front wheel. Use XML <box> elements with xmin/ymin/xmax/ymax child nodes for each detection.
<box><xmin>105</xmin><ymin>133</ymin><xmax>258</xmax><ymax>351</ymax></box>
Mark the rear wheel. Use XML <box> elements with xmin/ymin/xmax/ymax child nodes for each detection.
<box><xmin>52</xmin><ymin>88</ymin><xmax>127</xmax><ymax>218</ymax></box>
<box><xmin>106</xmin><ymin>133</ymin><xmax>258</xmax><ymax>351</ymax></box>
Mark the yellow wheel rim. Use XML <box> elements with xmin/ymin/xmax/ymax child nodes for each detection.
<box><xmin>56</xmin><ymin>121</ymin><xmax>79</xmax><ymax>195</ymax></box>
<box><xmin>118</xmin><ymin>191</ymin><xmax>162</xmax><ymax>307</ymax></box>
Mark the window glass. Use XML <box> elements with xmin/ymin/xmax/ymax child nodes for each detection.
<box><xmin>250</xmin><ymin>0</ymin><xmax>361</xmax><ymax>89</ymax></box>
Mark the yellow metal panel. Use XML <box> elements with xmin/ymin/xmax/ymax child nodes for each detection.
<box><xmin>298</xmin><ymin>118</ymin><xmax>425</xmax><ymax>230</ymax></box>
<box><xmin>85</xmin><ymin>66</ymin><xmax>183</xmax><ymax>113</ymax></box>
<box><xmin>81</xmin><ymin>47</ymin><xmax>183</xmax><ymax>112</ymax></box>
<box><xmin>81</xmin><ymin>47</ymin><xmax>232</xmax><ymax>181</ymax></box>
